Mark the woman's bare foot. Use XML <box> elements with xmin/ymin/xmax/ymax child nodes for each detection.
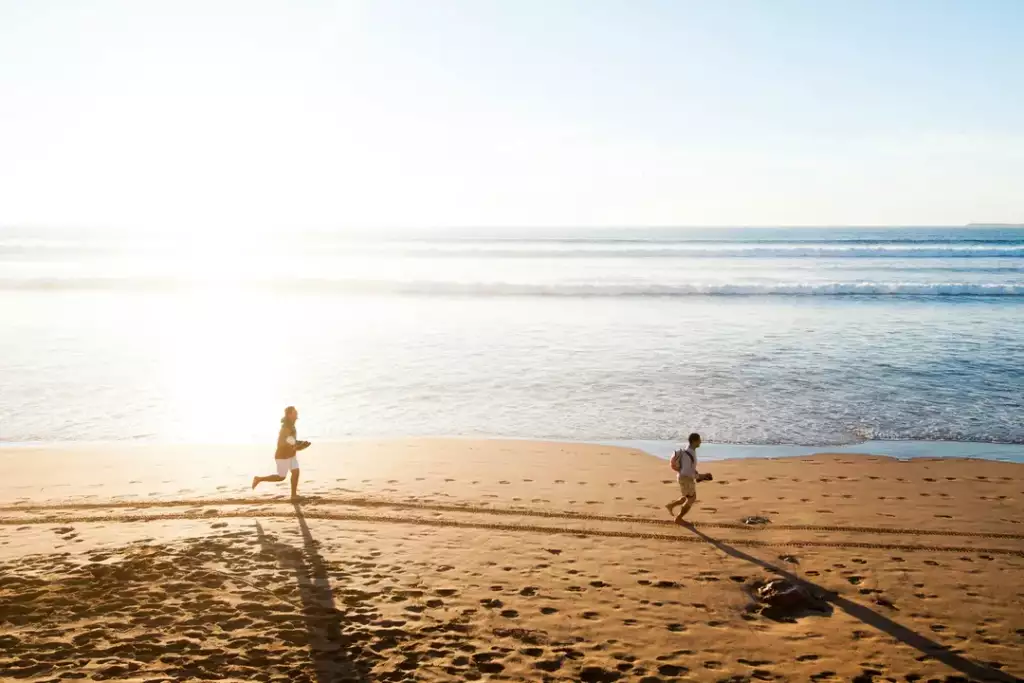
<box><xmin>252</xmin><ymin>476</ymin><xmax>259</xmax><ymax>490</ymax></box>
<box><xmin>665</xmin><ymin>502</ymin><xmax>677</xmax><ymax>515</ymax></box>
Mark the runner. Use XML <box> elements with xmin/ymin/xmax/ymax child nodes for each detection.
<box><xmin>666</xmin><ymin>432</ymin><xmax>701</xmax><ymax>524</ymax></box>
<box><xmin>252</xmin><ymin>406</ymin><xmax>311</xmax><ymax>498</ymax></box>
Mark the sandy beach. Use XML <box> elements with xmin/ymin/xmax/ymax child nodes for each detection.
<box><xmin>1</xmin><ymin>439</ymin><xmax>1022</xmax><ymax>682</ymax></box>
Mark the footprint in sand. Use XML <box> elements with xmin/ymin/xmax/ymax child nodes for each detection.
<box><xmin>535</xmin><ymin>659</ymin><xmax>562</xmax><ymax>671</ymax></box>
<box><xmin>658</xmin><ymin>664</ymin><xmax>688</xmax><ymax>677</ymax></box>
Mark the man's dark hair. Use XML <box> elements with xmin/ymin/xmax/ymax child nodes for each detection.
<box><xmin>688</xmin><ymin>432</ymin><xmax>701</xmax><ymax>445</ymax></box>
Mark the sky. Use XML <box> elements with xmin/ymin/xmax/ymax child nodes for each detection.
<box><xmin>1</xmin><ymin>0</ymin><xmax>1022</xmax><ymax>232</ymax></box>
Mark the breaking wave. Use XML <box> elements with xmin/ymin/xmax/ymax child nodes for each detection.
<box><xmin>5</xmin><ymin>277</ymin><xmax>1023</xmax><ymax>297</ymax></box>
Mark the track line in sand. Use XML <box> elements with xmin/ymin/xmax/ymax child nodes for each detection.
<box><xmin>2</xmin><ymin>495</ymin><xmax>1023</xmax><ymax>541</ymax></box>
<box><xmin>3</xmin><ymin>508</ymin><xmax>1023</xmax><ymax>557</ymax></box>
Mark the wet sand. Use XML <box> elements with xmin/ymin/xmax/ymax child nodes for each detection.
<box><xmin>1</xmin><ymin>439</ymin><xmax>1022</xmax><ymax>682</ymax></box>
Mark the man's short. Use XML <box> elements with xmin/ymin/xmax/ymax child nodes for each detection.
<box><xmin>276</xmin><ymin>457</ymin><xmax>300</xmax><ymax>477</ymax></box>
<box><xmin>677</xmin><ymin>476</ymin><xmax>697</xmax><ymax>498</ymax></box>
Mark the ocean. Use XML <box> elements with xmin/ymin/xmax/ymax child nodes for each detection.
<box><xmin>1</xmin><ymin>226</ymin><xmax>1022</xmax><ymax>459</ymax></box>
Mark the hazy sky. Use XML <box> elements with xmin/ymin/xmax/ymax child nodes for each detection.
<box><xmin>1</xmin><ymin>0</ymin><xmax>1022</xmax><ymax>231</ymax></box>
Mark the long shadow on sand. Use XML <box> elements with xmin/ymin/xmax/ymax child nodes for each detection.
<box><xmin>254</xmin><ymin>502</ymin><xmax>375</xmax><ymax>683</ymax></box>
<box><xmin>686</xmin><ymin>525</ymin><xmax>1021</xmax><ymax>683</ymax></box>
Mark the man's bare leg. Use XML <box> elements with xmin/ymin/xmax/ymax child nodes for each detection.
<box><xmin>674</xmin><ymin>496</ymin><xmax>696</xmax><ymax>524</ymax></box>
<box><xmin>290</xmin><ymin>469</ymin><xmax>300</xmax><ymax>498</ymax></box>
<box><xmin>665</xmin><ymin>497</ymin><xmax>687</xmax><ymax>515</ymax></box>
<box><xmin>253</xmin><ymin>474</ymin><xmax>285</xmax><ymax>489</ymax></box>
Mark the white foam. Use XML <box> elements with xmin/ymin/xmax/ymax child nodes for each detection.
<box><xmin>383</xmin><ymin>244</ymin><xmax>1024</xmax><ymax>259</ymax></box>
<box><xmin>4</xmin><ymin>278</ymin><xmax>1023</xmax><ymax>296</ymax></box>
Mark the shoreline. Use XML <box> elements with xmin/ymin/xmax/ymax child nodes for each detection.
<box><xmin>2</xmin><ymin>438</ymin><xmax>1021</xmax><ymax>681</ymax></box>
<box><xmin>4</xmin><ymin>436</ymin><xmax>1024</xmax><ymax>463</ymax></box>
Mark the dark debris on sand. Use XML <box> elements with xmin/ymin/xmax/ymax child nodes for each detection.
<box><xmin>746</xmin><ymin>578</ymin><xmax>833</xmax><ymax>622</ymax></box>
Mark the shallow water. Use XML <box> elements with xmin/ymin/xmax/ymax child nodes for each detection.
<box><xmin>602</xmin><ymin>440</ymin><xmax>1024</xmax><ymax>464</ymax></box>
<box><xmin>1</xmin><ymin>227</ymin><xmax>1022</xmax><ymax>449</ymax></box>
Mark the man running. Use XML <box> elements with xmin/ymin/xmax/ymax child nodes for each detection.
<box><xmin>666</xmin><ymin>432</ymin><xmax>701</xmax><ymax>524</ymax></box>
<box><xmin>252</xmin><ymin>406</ymin><xmax>310</xmax><ymax>498</ymax></box>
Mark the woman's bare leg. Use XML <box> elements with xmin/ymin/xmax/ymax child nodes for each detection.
<box><xmin>252</xmin><ymin>474</ymin><xmax>285</xmax><ymax>489</ymax></box>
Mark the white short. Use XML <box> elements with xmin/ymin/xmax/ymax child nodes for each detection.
<box><xmin>276</xmin><ymin>457</ymin><xmax>300</xmax><ymax>477</ymax></box>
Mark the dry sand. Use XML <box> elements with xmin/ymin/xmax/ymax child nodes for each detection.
<box><xmin>1</xmin><ymin>439</ymin><xmax>1022</xmax><ymax>682</ymax></box>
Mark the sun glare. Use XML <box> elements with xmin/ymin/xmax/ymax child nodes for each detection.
<box><xmin>160</xmin><ymin>288</ymin><xmax>288</xmax><ymax>443</ymax></box>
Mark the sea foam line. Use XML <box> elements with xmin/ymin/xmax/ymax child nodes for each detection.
<box><xmin>4</xmin><ymin>278</ymin><xmax>1023</xmax><ymax>296</ymax></box>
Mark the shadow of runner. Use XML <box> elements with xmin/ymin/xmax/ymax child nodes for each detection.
<box><xmin>254</xmin><ymin>502</ymin><xmax>375</xmax><ymax>683</ymax></box>
<box><xmin>685</xmin><ymin>525</ymin><xmax>1022</xmax><ymax>683</ymax></box>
